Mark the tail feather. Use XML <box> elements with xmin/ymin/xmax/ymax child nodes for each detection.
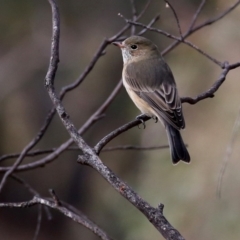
<box><xmin>166</xmin><ymin>124</ymin><xmax>190</xmax><ymax>164</ymax></box>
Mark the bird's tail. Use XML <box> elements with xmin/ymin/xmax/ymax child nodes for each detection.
<box><xmin>165</xmin><ymin>124</ymin><xmax>190</xmax><ymax>164</ymax></box>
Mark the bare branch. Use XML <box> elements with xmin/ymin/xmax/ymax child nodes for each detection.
<box><xmin>0</xmin><ymin>80</ymin><xmax>122</xmax><ymax>173</ymax></box>
<box><xmin>191</xmin><ymin>0</ymin><xmax>240</xmax><ymax>33</ymax></box>
<box><xmin>2</xmin><ymin>1</ymin><xmax>239</xmax><ymax>238</ymax></box>
<box><xmin>130</xmin><ymin>0</ymin><xmax>137</xmax><ymax>35</ymax></box>
<box><xmin>188</xmin><ymin>0</ymin><xmax>206</xmax><ymax>31</ymax></box>
<box><xmin>0</xmin><ymin>109</ymin><xmax>56</xmax><ymax>193</ymax></box>
<box><xmin>162</xmin><ymin>0</ymin><xmax>240</xmax><ymax>56</ymax></box>
<box><xmin>138</xmin><ymin>14</ymin><xmax>160</xmax><ymax>36</ymax></box>
<box><xmin>0</xmin><ymin>143</ymin><xmax>168</xmax><ymax>162</ymax></box>
<box><xmin>102</xmin><ymin>144</ymin><xmax>169</xmax><ymax>152</ymax></box>
<box><xmin>43</xmin><ymin>1</ymin><xmax>185</xmax><ymax>239</ymax></box>
<box><xmin>0</xmin><ymin>196</ymin><xmax>115</xmax><ymax>240</ymax></box>
<box><xmin>49</xmin><ymin>189</ymin><xmax>61</xmax><ymax>206</ymax></box>
<box><xmin>11</xmin><ymin>174</ymin><xmax>40</xmax><ymax>196</ymax></box>
<box><xmin>33</xmin><ymin>205</ymin><xmax>42</xmax><ymax>240</ymax></box>
<box><xmin>164</xmin><ymin>0</ymin><xmax>183</xmax><ymax>38</ymax></box>
<box><xmin>136</xmin><ymin>0</ymin><xmax>153</xmax><ymax>20</ymax></box>
<box><xmin>10</xmin><ymin>174</ymin><xmax>112</xmax><ymax>239</ymax></box>
<box><xmin>1</xmin><ymin>60</ymin><xmax>240</xmax><ymax>174</ymax></box>
<box><xmin>181</xmin><ymin>62</ymin><xmax>240</xmax><ymax>104</ymax></box>
<box><xmin>119</xmin><ymin>16</ymin><xmax>222</xmax><ymax>66</ymax></box>
<box><xmin>0</xmin><ymin>0</ymin><xmax>153</xmax><ymax>174</ymax></box>
<box><xmin>94</xmin><ymin>115</ymin><xmax>151</xmax><ymax>155</ymax></box>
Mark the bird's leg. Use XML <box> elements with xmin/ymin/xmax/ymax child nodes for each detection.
<box><xmin>136</xmin><ymin>114</ymin><xmax>147</xmax><ymax>129</ymax></box>
<box><xmin>152</xmin><ymin>116</ymin><xmax>158</xmax><ymax>123</ymax></box>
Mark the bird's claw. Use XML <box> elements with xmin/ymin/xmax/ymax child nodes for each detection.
<box><xmin>136</xmin><ymin>114</ymin><xmax>146</xmax><ymax>129</ymax></box>
<box><xmin>152</xmin><ymin>116</ymin><xmax>158</xmax><ymax>123</ymax></box>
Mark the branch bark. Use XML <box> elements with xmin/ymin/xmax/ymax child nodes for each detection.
<box><xmin>44</xmin><ymin>0</ymin><xmax>186</xmax><ymax>239</ymax></box>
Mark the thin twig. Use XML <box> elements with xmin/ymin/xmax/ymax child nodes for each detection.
<box><xmin>181</xmin><ymin>62</ymin><xmax>240</xmax><ymax>104</ymax></box>
<box><xmin>33</xmin><ymin>205</ymin><xmax>42</xmax><ymax>240</ymax></box>
<box><xmin>217</xmin><ymin>108</ymin><xmax>240</xmax><ymax>198</ymax></box>
<box><xmin>188</xmin><ymin>0</ymin><xmax>206</xmax><ymax>31</ymax></box>
<box><xmin>102</xmin><ymin>144</ymin><xmax>169</xmax><ymax>152</ymax></box>
<box><xmin>11</xmin><ymin>174</ymin><xmax>40</xmax><ymax>196</ymax></box>
<box><xmin>1</xmin><ymin>60</ymin><xmax>240</xmax><ymax>173</ymax></box>
<box><xmin>130</xmin><ymin>0</ymin><xmax>137</xmax><ymax>35</ymax></box>
<box><xmin>191</xmin><ymin>0</ymin><xmax>240</xmax><ymax>33</ymax></box>
<box><xmin>138</xmin><ymin>14</ymin><xmax>160</xmax><ymax>36</ymax></box>
<box><xmin>120</xmin><ymin>16</ymin><xmax>223</xmax><ymax>67</ymax></box>
<box><xmin>0</xmin><ymin>0</ymin><xmax>154</xmax><ymax>175</ymax></box>
<box><xmin>8</xmin><ymin>174</ymin><xmax>45</xmax><ymax>240</ymax></box>
<box><xmin>94</xmin><ymin>115</ymin><xmax>151</xmax><ymax>155</ymax></box>
<box><xmin>0</xmin><ymin>80</ymin><xmax>122</xmax><ymax>172</ymax></box>
<box><xmin>0</xmin><ymin>143</ymin><xmax>168</xmax><ymax>162</ymax></box>
<box><xmin>164</xmin><ymin>0</ymin><xmax>183</xmax><ymax>38</ymax></box>
<box><xmin>0</xmin><ymin>196</ymin><xmax>114</xmax><ymax>240</ymax></box>
<box><xmin>12</xmin><ymin>174</ymin><xmax>53</xmax><ymax>217</ymax></box>
<box><xmin>49</xmin><ymin>189</ymin><xmax>61</xmax><ymax>206</ymax></box>
<box><xmin>137</xmin><ymin>0</ymin><xmax>153</xmax><ymax>20</ymax></box>
<box><xmin>162</xmin><ymin>0</ymin><xmax>240</xmax><ymax>56</ymax></box>
<box><xmin>44</xmin><ymin>1</ymin><xmax>185</xmax><ymax>239</ymax></box>
<box><xmin>0</xmin><ymin>112</ymin><xmax>56</xmax><ymax>193</ymax></box>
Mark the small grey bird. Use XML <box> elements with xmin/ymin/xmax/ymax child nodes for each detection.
<box><xmin>114</xmin><ymin>36</ymin><xmax>190</xmax><ymax>164</ymax></box>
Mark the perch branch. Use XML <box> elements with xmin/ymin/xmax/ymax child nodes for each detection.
<box><xmin>44</xmin><ymin>1</ymin><xmax>186</xmax><ymax>239</ymax></box>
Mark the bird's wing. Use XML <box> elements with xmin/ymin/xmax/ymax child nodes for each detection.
<box><xmin>124</xmin><ymin>57</ymin><xmax>185</xmax><ymax>129</ymax></box>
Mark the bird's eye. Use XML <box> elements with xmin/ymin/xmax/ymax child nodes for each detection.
<box><xmin>130</xmin><ymin>44</ymin><xmax>138</xmax><ymax>50</ymax></box>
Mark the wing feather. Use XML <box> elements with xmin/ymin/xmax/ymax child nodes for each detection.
<box><xmin>124</xmin><ymin>57</ymin><xmax>185</xmax><ymax>129</ymax></box>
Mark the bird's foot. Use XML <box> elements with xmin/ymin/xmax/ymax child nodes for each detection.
<box><xmin>152</xmin><ymin>116</ymin><xmax>158</xmax><ymax>123</ymax></box>
<box><xmin>136</xmin><ymin>114</ymin><xmax>147</xmax><ymax>129</ymax></box>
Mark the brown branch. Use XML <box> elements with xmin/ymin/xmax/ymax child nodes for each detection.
<box><xmin>10</xmin><ymin>174</ymin><xmax>50</xmax><ymax>237</ymax></box>
<box><xmin>138</xmin><ymin>14</ymin><xmax>160</xmax><ymax>36</ymax></box>
<box><xmin>43</xmin><ymin>1</ymin><xmax>185</xmax><ymax>239</ymax></box>
<box><xmin>1</xmin><ymin>1</ymin><xmax>240</xmax><ymax>239</ymax></box>
<box><xmin>130</xmin><ymin>0</ymin><xmax>137</xmax><ymax>35</ymax></box>
<box><xmin>188</xmin><ymin>0</ymin><xmax>206</xmax><ymax>31</ymax></box>
<box><xmin>0</xmin><ymin>143</ymin><xmax>168</xmax><ymax>162</ymax></box>
<box><xmin>181</xmin><ymin>62</ymin><xmax>240</xmax><ymax>104</ymax></box>
<box><xmin>33</xmin><ymin>205</ymin><xmax>42</xmax><ymax>240</ymax></box>
<box><xmin>1</xmin><ymin>60</ymin><xmax>239</xmax><ymax>172</ymax></box>
<box><xmin>1</xmin><ymin>59</ymin><xmax>239</xmax><ymax>173</ymax></box>
<box><xmin>190</xmin><ymin>0</ymin><xmax>240</xmax><ymax>34</ymax></box>
<box><xmin>2</xmin><ymin>0</ymin><xmax>238</xmax><ymax>177</ymax></box>
<box><xmin>10</xmin><ymin>173</ymin><xmax>112</xmax><ymax>239</ymax></box>
<box><xmin>102</xmin><ymin>144</ymin><xmax>169</xmax><ymax>152</ymax></box>
<box><xmin>0</xmin><ymin>0</ymin><xmax>155</xmax><ymax>176</ymax></box>
<box><xmin>164</xmin><ymin>0</ymin><xmax>183</xmax><ymax>38</ymax></box>
<box><xmin>0</xmin><ymin>195</ymin><xmax>114</xmax><ymax>240</ymax></box>
<box><xmin>119</xmin><ymin>15</ymin><xmax>222</xmax><ymax>66</ymax></box>
<box><xmin>135</xmin><ymin>0</ymin><xmax>153</xmax><ymax>20</ymax></box>
<box><xmin>0</xmin><ymin>80</ymin><xmax>122</xmax><ymax>173</ymax></box>
<box><xmin>11</xmin><ymin>174</ymin><xmax>41</xmax><ymax>196</ymax></box>
<box><xmin>0</xmin><ymin>109</ymin><xmax>56</xmax><ymax>193</ymax></box>
<box><xmin>162</xmin><ymin>0</ymin><xmax>240</xmax><ymax>56</ymax></box>
<box><xmin>94</xmin><ymin>115</ymin><xmax>151</xmax><ymax>155</ymax></box>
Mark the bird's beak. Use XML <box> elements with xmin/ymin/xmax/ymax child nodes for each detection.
<box><xmin>112</xmin><ymin>42</ymin><xmax>125</xmax><ymax>48</ymax></box>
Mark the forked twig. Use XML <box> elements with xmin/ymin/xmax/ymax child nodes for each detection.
<box><xmin>43</xmin><ymin>1</ymin><xmax>186</xmax><ymax>239</ymax></box>
<box><xmin>188</xmin><ymin>0</ymin><xmax>206</xmax><ymax>31</ymax></box>
<box><xmin>119</xmin><ymin>15</ymin><xmax>223</xmax><ymax>67</ymax></box>
<box><xmin>0</xmin><ymin>195</ymin><xmax>114</xmax><ymax>240</ymax></box>
<box><xmin>164</xmin><ymin>0</ymin><xmax>183</xmax><ymax>38</ymax></box>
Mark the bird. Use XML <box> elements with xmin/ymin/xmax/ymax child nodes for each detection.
<box><xmin>113</xmin><ymin>35</ymin><xmax>190</xmax><ymax>164</ymax></box>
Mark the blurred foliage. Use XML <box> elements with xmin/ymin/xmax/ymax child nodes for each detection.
<box><xmin>1</xmin><ymin>0</ymin><xmax>240</xmax><ymax>239</ymax></box>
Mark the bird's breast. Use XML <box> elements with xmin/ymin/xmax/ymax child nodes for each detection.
<box><xmin>122</xmin><ymin>76</ymin><xmax>156</xmax><ymax>117</ymax></box>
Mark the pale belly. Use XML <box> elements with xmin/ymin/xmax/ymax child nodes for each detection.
<box><xmin>123</xmin><ymin>79</ymin><xmax>156</xmax><ymax>117</ymax></box>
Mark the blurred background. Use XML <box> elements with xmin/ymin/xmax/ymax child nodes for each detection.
<box><xmin>1</xmin><ymin>0</ymin><xmax>240</xmax><ymax>239</ymax></box>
